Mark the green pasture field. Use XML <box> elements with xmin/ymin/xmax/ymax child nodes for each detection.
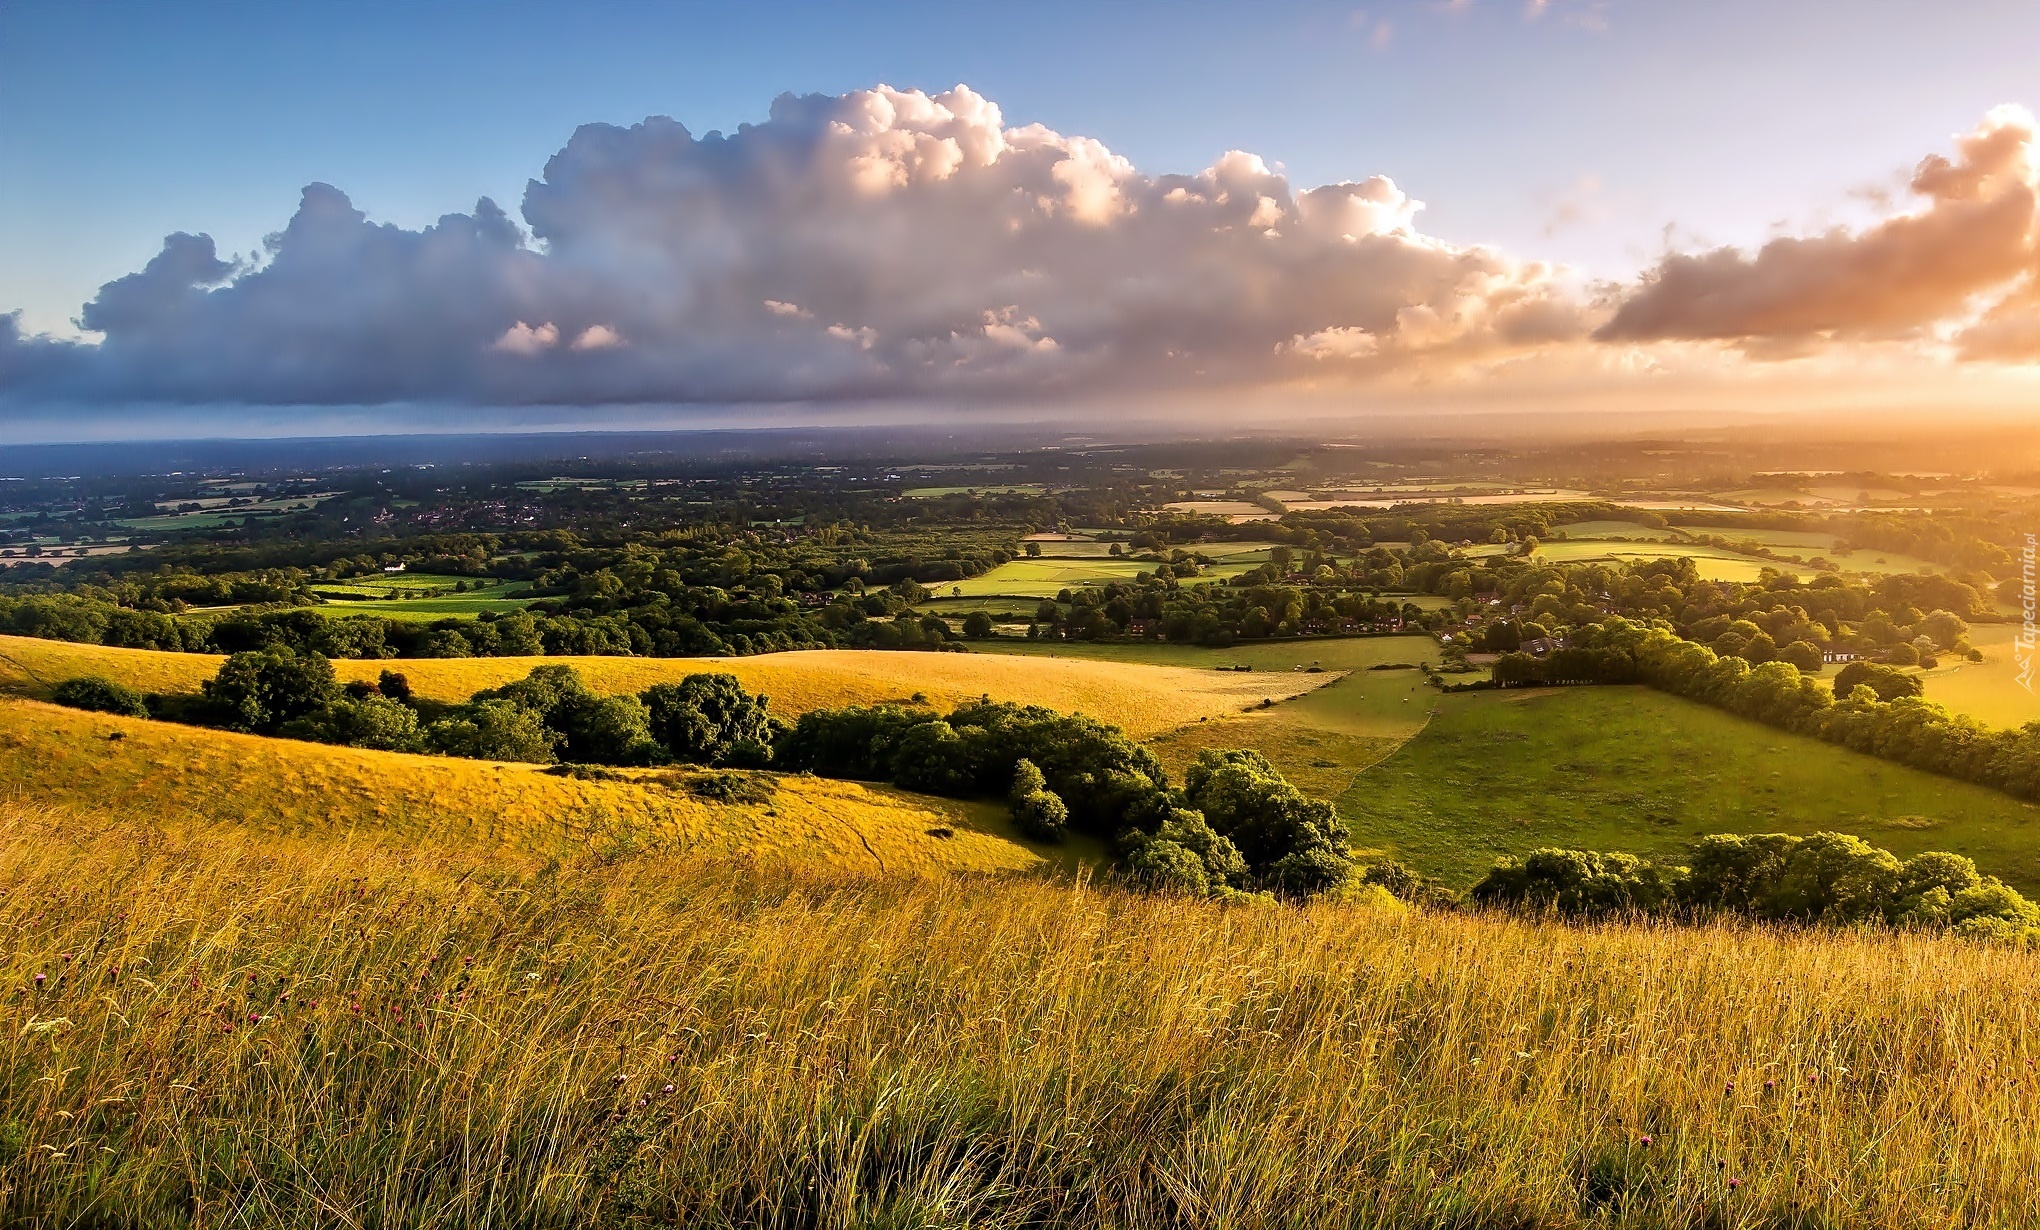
<box><xmin>310</xmin><ymin>579</ymin><xmax>536</xmax><ymax>621</ymax></box>
<box><xmin>1339</xmin><ymin>685</ymin><xmax>2040</xmax><ymax>893</ymax></box>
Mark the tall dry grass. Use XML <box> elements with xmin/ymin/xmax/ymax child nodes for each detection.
<box><xmin>1</xmin><ymin>799</ymin><xmax>2036</xmax><ymax>1228</ymax></box>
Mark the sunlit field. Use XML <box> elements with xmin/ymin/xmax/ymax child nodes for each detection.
<box><xmin>0</xmin><ymin>697</ymin><xmax>1071</xmax><ymax>875</ymax></box>
<box><xmin>2</xmin><ymin>798</ymin><xmax>2034</xmax><ymax>1227</ymax></box>
<box><xmin>0</xmin><ymin>635</ymin><xmax>1335</xmax><ymax>738</ymax></box>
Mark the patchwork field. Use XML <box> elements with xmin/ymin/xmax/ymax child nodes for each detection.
<box><xmin>1339</xmin><ymin>685</ymin><xmax>2040</xmax><ymax>892</ymax></box>
<box><xmin>0</xmin><ymin>697</ymin><xmax>1069</xmax><ymax>875</ymax></box>
<box><xmin>0</xmin><ymin>635</ymin><xmax>1333</xmax><ymax>738</ymax></box>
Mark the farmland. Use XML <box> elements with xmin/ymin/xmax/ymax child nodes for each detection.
<box><xmin>308</xmin><ymin>576</ymin><xmax>537</xmax><ymax>620</ymax></box>
<box><xmin>1528</xmin><ymin>539</ymin><xmax>1819</xmax><ymax>581</ymax></box>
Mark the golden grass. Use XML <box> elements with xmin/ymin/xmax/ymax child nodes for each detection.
<box><xmin>0</xmin><ymin>698</ymin><xmax>1049</xmax><ymax>877</ymax></box>
<box><xmin>1</xmin><ymin>798</ymin><xmax>2036</xmax><ymax>1226</ymax></box>
<box><xmin>0</xmin><ymin>635</ymin><xmax>1331</xmax><ymax>738</ymax></box>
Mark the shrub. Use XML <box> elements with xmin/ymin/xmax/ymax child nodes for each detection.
<box><xmin>1182</xmin><ymin>749</ymin><xmax>1353</xmax><ymax>893</ymax></box>
<box><xmin>1832</xmin><ymin>660</ymin><xmax>1923</xmax><ymax>702</ymax></box>
<box><xmin>202</xmin><ymin>648</ymin><xmax>341</xmax><ymax>734</ymax></box>
<box><xmin>642</xmin><ymin>673</ymin><xmax>776</xmax><ymax>765</ymax></box>
<box><xmin>1007</xmin><ymin>758</ymin><xmax>1069</xmax><ymax>841</ymax></box>
<box><xmin>425</xmin><ymin>699</ymin><xmax>559</xmax><ymax>763</ymax></box>
<box><xmin>50</xmin><ymin>676</ymin><xmax>148</xmax><ymax>717</ymax></box>
<box><xmin>280</xmin><ymin>695</ymin><xmax>425</xmax><ymax>753</ymax></box>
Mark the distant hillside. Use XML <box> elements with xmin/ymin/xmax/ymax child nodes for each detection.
<box><xmin>0</xmin><ymin>635</ymin><xmax>1331</xmax><ymax>738</ymax></box>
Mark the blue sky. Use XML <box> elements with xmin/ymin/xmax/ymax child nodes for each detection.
<box><xmin>5</xmin><ymin>0</ymin><xmax>2036</xmax><ymax>337</ymax></box>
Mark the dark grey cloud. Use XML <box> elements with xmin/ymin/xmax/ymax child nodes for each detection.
<box><xmin>0</xmin><ymin>85</ymin><xmax>1585</xmax><ymax>410</ymax></box>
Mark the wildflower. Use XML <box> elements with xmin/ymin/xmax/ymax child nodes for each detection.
<box><xmin>33</xmin><ymin>973</ymin><xmax>45</xmax><ymax>985</ymax></box>
<box><xmin>612</xmin><ymin>1074</ymin><xmax>627</xmax><ymax>1085</ymax></box>
<box><xmin>1728</xmin><ymin>1178</ymin><xmax>1742</xmax><ymax>1190</ymax></box>
<box><xmin>1638</xmin><ymin>1135</ymin><xmax>1652</xmax><ymax>1147</ymax></box>
<box><xmin>1724</xmin><ymin>1081</ymin><xmax>1735</xmax><ymax>1093</ymax></box>
<box><xmin>662</xmin><ymin>1083</ymin><xmax>675</xmax><ymax>1094</ymax></box>
<box><xmin>1764</xmin><ymin>1079</ymin><xmax>1776</xmax><ymax>1091</ymax></box>
<box><xmin>60</xmin><ymin>952</ymin><xmax>72</xmax><ymax>962</ymax></box>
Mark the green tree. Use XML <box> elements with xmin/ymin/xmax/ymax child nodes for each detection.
<box><xmin>1832</xmin><ymin>660</ymin><xmax>1923</xmax><ymax>702</ymax></box>
<box><xmin>642</xmin><ymin>673</ymin><xmax>775</xmax><ymax>765</ymax></box>
<box><xmin>425</xmin><ymin>699</ymin><xmax>559</xmax><ymax>763</ymax></box>
<box><xmin>203</xmin><ymin>649</ymin><xmax>341</xmax><ymax>734</ymax></box>
<box><xmin>961</xmin><ymin>611</ymin><xmax>996</xmax><ymax>639</ymax></box>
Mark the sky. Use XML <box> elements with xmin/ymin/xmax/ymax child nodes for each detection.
<box><xmin>2</xmin><ymin>0</ymin><xmax>2038</xmax><ymax>440</ymax></box>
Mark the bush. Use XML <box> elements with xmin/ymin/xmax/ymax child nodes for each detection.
<box><xmin>642</xmin><ymin>673</ymin><xmax>776</xmax><ymax>765</ymax></box>
<box><xmin>1832</xmin><ymin>660</ymin><xmax>1923</xmax><ymax>702</ymax></box>
<box><xmin>1473</xmin><ymin>831</ymin><xmax>2040</xmax><ymax>941</ymax></box>
<box><xmin>280</xmin><ymin>695</ymin><xmax>425</xmax><ymax>753</ymax></box>
<box><xmin>425</xmin><ymin>699</ymin><xmax>559</xmax><ymax>763</ymax></box>
<box><xmin>50</xmin><ymin>676</ymin><xmax>148</xmax><ymax>717</ymax></box>
<box><xmin>202</xmin><ymin>648</ymin><xmax>341</xmax><ymax>734</ymax></box>
<box><xmin>1182</xmin><ymin>749</ymin><xmax>1353</xmax><ymax>893</ymax></box>
<box><xmin>1007</xmin><ymin>758</ymin><xmax>1069</xmax><ymax>841</ymax></box>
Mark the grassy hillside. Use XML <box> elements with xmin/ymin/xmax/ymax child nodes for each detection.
<box><xmin>0</xmin><ymin>697</ymin><xmax>1077</xmax><ymax>876</ymax></box>
<box><xmin>1</xmin><ymin>799</ymin><xmax>2033</xmax><ymax>1226</ymax></box>
<box><xmin>1341</xmin><ymin>685</ymin><xmax>2040</xmax><ymax>892</ymax></box>
<box><xmin>0</xmin><ymin>635</ymin><xmax>1331</xmax><ymax>738</ymax></box>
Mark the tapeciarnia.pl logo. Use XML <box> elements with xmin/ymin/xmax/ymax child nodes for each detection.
<box><xmin>2018</xmin><ymin>533</ymin><xmax>2037</xmax><ymax>695</ymax></box>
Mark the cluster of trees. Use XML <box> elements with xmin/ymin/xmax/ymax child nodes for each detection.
<box><xmin>53</xmin><ymin>651</ymin><xmax>779</xmax><ymax>769</ymax></box>
<box><xmin>775</xmin><ymin>700</ymin><xmax>1355</xmax><ymax>897</ymax></box>
<box><xmin>1471</xmin><ymin>832</ymin><xmax>2039</xmax><ymax>942</ymax></box>
<box><xmin>1028</xmin><ymin>569</ymin><xmax>1427</xmax><ymax>645</ymax></box>
<box><xmin>1</xmin><ymin>581</ymin><xmax>968</xmax><ymax>661</ymax></box>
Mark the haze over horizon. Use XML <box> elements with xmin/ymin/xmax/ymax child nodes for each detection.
<box><xmin>4</xmin><ymin>0</ymin><xmax>2039</xmax><ymax>441</ymax></box>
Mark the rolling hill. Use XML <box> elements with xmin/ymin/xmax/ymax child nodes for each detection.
<box><xmin>0</xmin><ymin>634</ymin><xmax>1334</xmax><ymax>738</ymax></box>
<box><xmin>0</xmin><ymin>697</ymin><xmax>1072</xmax><ymax>876</ymax></box>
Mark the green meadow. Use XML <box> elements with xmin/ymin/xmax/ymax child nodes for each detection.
<box><xmin>1338</xmin><ymin>685</ymin><xmax>2040</xmax><ymax>893</ymax></box>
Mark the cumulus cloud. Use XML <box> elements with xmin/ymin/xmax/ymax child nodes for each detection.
<box><xmin>0</xmin><ymin>83</ymin><xmax>1588</xmax><ymax>409</ymax></box>
<box><xmin>1599</xmin><ymin>106</ymin><xmax>2040</xmax><ymax>355</ymax></box>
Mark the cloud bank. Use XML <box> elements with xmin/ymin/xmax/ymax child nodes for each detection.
<box><xmin>1598</xmin><ymin>105</ymin><xmax>2040</xmax><ymax>359</ymax></box>
<box><xmin>2</xmin><ymin>87</ymin><xmax>2035</xmax><ymax>419</ymax></box>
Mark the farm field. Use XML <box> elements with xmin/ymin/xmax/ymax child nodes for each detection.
<box><xmin>1338</xmin><ymin>685</ymin><xmax>2040</xmax><ymax>892</ymax></box>
<box><xmin>0</xmin><ymin>635</ymin><xmax>1333</xmax><ymax>738</ymax></box>
<box><xmin>309</xmin><ymin>578</ymin><xmax>538</xmax><ymax>620</ymax></box>
<box><xmin>1913</xmin><ymin>623</ymin><xmax>2040</xmax><ymax>728</ymax></box>
<box><xmin>936</xmin><ymin>557</ymin><xmax>1260</xmax><ymax>597</ymax></box>
<box><xmin>0</xmin><ymin>697</ymin><xmax>1074</xmax><ymax>874</ymax></box>
<box><xmin>900</xmin><ymin>484</ymin><xmax>1046</xmax><ymax>497</ymax></box>
<box><xmin>1529</xmin><ymin>539</ymin><xmax>1817</xmax><ymax>581</ymax></box>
